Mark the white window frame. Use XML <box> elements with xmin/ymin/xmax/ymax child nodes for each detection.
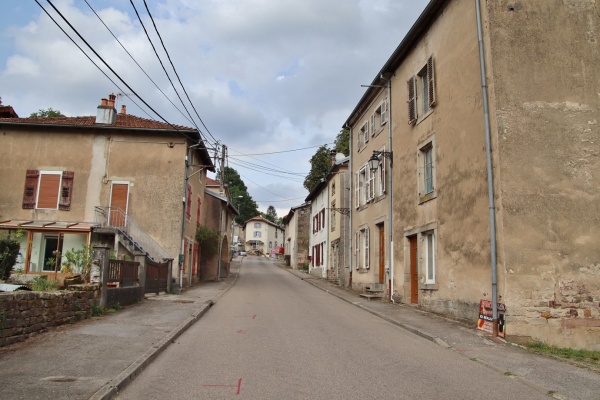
<box><xmin>423</xmin><ymin>231</ymin><xmax>435</xmax><ymax>284</ymax></box>
<box><xmin>417</xmin><ymin>136</ymin><xmax>437</xmax><ymax>202</ymax></box>
<box><xmin>408</xmin><ymin>55</ymin><xmax>436</xmax><ymax>125</ymax></box>
<box><xmin>355</xmin><ymin>227</ymin><xmax>370</xmax><ymax>269</ymax></box>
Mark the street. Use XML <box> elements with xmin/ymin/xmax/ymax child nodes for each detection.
<box><xmin>116</xmin><ymin>256</ymin><xmax>547</xmax><ymax>400</ymax></box>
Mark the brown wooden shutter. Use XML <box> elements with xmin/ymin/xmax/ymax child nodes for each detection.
<box><xmin>427</xmin><ymin>56</ymin><xmax>436</xmax><ymax>107</ymax></box>
<box><xmin>59</xmin><ymin>171</ymin><xmax>74</xmax><ymax>211</ymax></box>
<box><xmin>22</xmin><ymin>170</ymin><xmax>39</xmax><ymax>209</ymax></box>
<box><xmin>407</xmin><ymin>76</ymin><xmax>417</xmax><ymax>125</ymax></box>
<box><xmin>38</xmin><ymin>174</ymin><xmax>61</xmax><ymax>209</ymax></box>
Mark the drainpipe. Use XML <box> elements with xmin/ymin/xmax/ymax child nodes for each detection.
<box><xmin>179</xmin><ymin>147</ymin><xmax>191</xmax><ymax>291</ymax></box>
<box><xmin>380</xmin><ymin>73</ymin><xmax>395</xmax><ymax>304</ymax></box>
<box><xmin>475</xmin><ymin>0</ymin><xmax>499</xmax><ymax>336</ymax></box>
<box><xmin>345</xmin><ymin>123</ymin><xmax>353</xmax><ymax>288</ymax></box>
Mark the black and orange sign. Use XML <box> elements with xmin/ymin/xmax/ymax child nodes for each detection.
<box><xmin>477</xmin><ymin>299</ymin><xmax>506</xmax><ymax>338</ymax></box>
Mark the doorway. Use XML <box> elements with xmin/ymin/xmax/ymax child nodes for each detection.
<box><xmin>110</xmin><ymin>182</ymin><xmax>129</xmax><ymax>227</ymax></box>
<box><xmin>42</xmin><ymin>234</ymin><xmax>63</xmax><ymax>272</ymax></box>
<box><xmin>408</xmin><ymin>235</ymin><xmax>418</xmax><ymax>304</ymax></box>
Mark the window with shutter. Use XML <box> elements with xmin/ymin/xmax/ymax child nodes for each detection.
<box><xmin>380</xmin><ymin>100</ymin><xmax>388</xmax><ymax>125</ymax></box>
<box><xmin>22</xmin><ymin>170</ymin><xmax>40</xmax><ymax>209</ymax></box>
<box><xmin>369</xmin><ymin>114</ymin><xmax>375</xmax><ymax>138</ymax></box>
<box><xmin>365</xmin><ymin>227</ymin><xmax>370</xmax><ymax>269</ymax></box>
<box><xmin>407</xmin><ymin>76</ymin><xmax>417</xmax><ymax>125</ymax></box>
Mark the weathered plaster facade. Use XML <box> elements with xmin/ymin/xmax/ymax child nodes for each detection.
<box><xmin>346</xmin><ymin>0</ymin><xmax>600</xmax><ymax>349</ymax></box>
<box><xmin>0</xmin><ymin>96</ymin><xmax>213</xmax><ymax>287</ymax></box>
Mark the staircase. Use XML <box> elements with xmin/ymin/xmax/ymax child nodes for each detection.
<box><xmin>94</xmin><ymin>206</ymin><xmax>171</xmax><ymax>261</ymax></box>
<box><xmin>360</xmin><ymin>283</ymin><xmax>385</xmax><ymax>300</ymax></box>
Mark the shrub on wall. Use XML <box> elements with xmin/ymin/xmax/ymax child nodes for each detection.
<box><xmin>0</xmin><ymin>231</ymin><xmax>21</xmax><ymax>280</ymax></box>
<box><xmin>195</xmin><ymin>225</ymin><xmax>219</xmax><ymax>259</ymax></box>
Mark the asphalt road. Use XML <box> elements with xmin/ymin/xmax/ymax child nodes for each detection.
<box><xmin>116</xmin><ymin>256</ymin><xmax>548</xmax><ymax>400</ymax></box>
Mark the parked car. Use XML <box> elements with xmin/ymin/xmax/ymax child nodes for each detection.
<box><xmin>240</xmin><ymin>251</ymin><xmax>247</xmax><ymax>256</ymax></box>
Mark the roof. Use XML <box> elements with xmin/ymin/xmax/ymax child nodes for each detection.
<box><xmin>0</xmin><ymin>113</ymin><xmax>197</xmax><ymax>132</ymax></box>
<box><xmin>204</xmin><ymin>189</ymin><xmax>240</xmax><ymax>215</ymax></box>
<box><xmin>305</xmin><ymin>158</ymin><xmax>349</xmax><ymax>202</ymax></box>
<box><xmin>344</xmin><ymin>0</ymin><xmax>448</xmax><ymax>127</ymax></box>
<box><xmin>206</xmin><ymin>177</ymin><xmax>220</xmax><ymax>186</ymax></box>
<box><xmin>244</xmin><ymin>215</ymin><xmax>281</xmax><ymax>229</ymax></box>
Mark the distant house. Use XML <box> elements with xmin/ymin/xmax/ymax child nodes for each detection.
<box><xmin>345</xmin><ymin>0</ymin><xmax>600</xmax><ymax>349</ymax></box>
<box><xmin>200</xmin><ymin>178</ymin><xmax>239</xmax><ymax>280</ymax></box>
<box><xmin>326</xmin><ymin>154</ymin><xmax>350</xmax><ymax>286</ymax></box>
<box><xmin>0</xmin><ymin>94</ymin><xmax>214</xmax><ymax>287</ymax></box>
<box><xmin>282</xmin><ymin>203</ymin><xmax>310</xmax><ymax>269</ymax></box>
<box><xmin>244</xmin><ymin>216</ymin><xmax>283</xmax><ymax>256</ymax></box>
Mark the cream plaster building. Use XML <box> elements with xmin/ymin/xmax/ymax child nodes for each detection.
<box><xmin>346</xmin><ymin>0</ymin><xmax>599</xmax><ymax>349</ymax></box>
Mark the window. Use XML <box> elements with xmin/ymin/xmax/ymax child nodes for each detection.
<box><xmin>408</xmin><ymin>55</ymin><xmax>436</xmax><ymax>125</ymax></box>
<box><xmin>321</xmin><ymin>209</ymin><xmax>325</xmax><ymax>229</ymax></box>
<box><xmin>330</xmin><ymin>200</ymin><xmax>336</xmax><ymax>231</ymax></box>
<box><xmin>355</xmin><ymin>166</ymin><xmax>368</xmax><ymax>208</ymax></box>
<box><xmin>355</xmin><ymin>227</ymin><xmax>370</xmax><ymax>269</ymax></box>
<box><xmin>254</xmin><ymin>222</ymin><xmax>261</xmax><ymax>228</ymax></box>
<box><xmin>367</xmin><ymin>168</ymin><xmax>375</xmax><ymax>202</ymax></box>
<box><xmin>269</xmin><ymin>241</ymin><xmax>273</xmax><ymax>249</ymax></box>
<box><xmin>196</xmin><ymin>197</ymin><xmax>202</xmax><ymax>226</ymax></box>
<box><xmin>22</xmin><ymin>170</ymin><xmax>74</xmax><ymax>210</ymax></box>
<box><xmin>372</xmin><ymin>100</ymin><xmax>388</xmax><ymax>136</ymax></box>
<box><xmin>253</xmin><ymin>231</ymin><xmax>262</xmax><ymax>238</ymax></box>
<box><xmin>423</xmin><ymin>231</ymin><xmax>435</xmax><ymax>284</ymax></box>
<box><xmin>331</xmin><ymin>182</ymin><xmax>336</xmax><ymax>196</ymax></box>
<box><xmin>418</xmin><ymin>138</ymin><xmax>437</xmax><ymax>202</ymax></box>
<box><xmin>186</xmin><ymin>185</ymin><xmax>192</xmax><ymax>219</ymax></box>
<box><xmin>357</xmin><ymin>121</ymin><xmax>369</xmax><ymax>148</ymax></box>
<box><xmin>275</xmin><ymin>229</ymin><xmax>278</xmax><ymax>238</ymax></box>
<box><xmin>376</xmin><ymin>151</ymin><xmax>386</xmax><ymax>196</ymax></box>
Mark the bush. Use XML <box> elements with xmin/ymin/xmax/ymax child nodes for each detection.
<box><xmin>31</xmin><ymin>275</ymin><xmax>60</xmax><ymax>292</ymax></box>
<box><xmin>0</xmin><ymin>231</ymin><xmax>21</xmax><ymax>280</ymax></box>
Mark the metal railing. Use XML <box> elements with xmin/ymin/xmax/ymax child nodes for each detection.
<box><xmin>94</xmin><ymin>206</ymin><xmax>171</xmax><ymax>261</ymax></box>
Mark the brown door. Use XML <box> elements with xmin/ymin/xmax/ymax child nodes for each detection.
<box><xmin>378</xmin><ymin>224</ymin><xmax>385</xmax><ymax>284</ymax></box>
<box><xmin>409</xmin><ymin>235</ymin><xmax>419</xmax><ymax>304</ymax></box>
<box><xmin>110</xmin><ymin>183</ymin><xmax>129</xmax><ymax>227</ymax></box>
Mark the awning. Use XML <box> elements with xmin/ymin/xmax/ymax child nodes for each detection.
<box><xmin>0</xmin><ymin>220</ymin><xmax>96</xmax><ymax>232</ymax></box>
<box><xmin>245</xmin><ymin>240</ymin><xmax>264</xmax><ymax>245</ymax></box>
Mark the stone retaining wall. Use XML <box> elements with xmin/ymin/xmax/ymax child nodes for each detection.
<box><xmin>0</xmin><ymin>285</ymin><xmax>100</xmax><ymax>347</ymax></box>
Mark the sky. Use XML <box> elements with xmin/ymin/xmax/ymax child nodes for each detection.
<box><xmin>0</xmin><ymin>0</ymin><xmax>430</xmax><ymax>219</ymax></box>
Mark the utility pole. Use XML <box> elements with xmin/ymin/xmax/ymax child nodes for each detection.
<box><xmin>217</xmin><ymin>145</ymin><xmax>227</xmax><ymax>281</ymax></box>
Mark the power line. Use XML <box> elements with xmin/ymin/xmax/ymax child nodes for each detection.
<box><xmin>142</xmin><ymin>0</ymin><xmax>219</xmax><ymax>147</ymax></box>
<box><xmin>229</xmin><ymin>160</ymin><xmax>305</xmax><ymax>182</ymax></box>
<box><xmin>229</xmin><ymin>156</ymin><xmax>307</xmax><ymax>176</ymax></box>
<box><xmin>41</xmin><ymin>0</ymin><xmax>199</xmax><ymax>143</ymax></box>
<box><xmin>128</xmin><ymin>0</ymin><xmax>205</xmax><ymax>144</ymax></box>
<box><xmin>83</xmin><ymin>0</ymin><xmax>197</xmax><ymax>129</ymax></box>
<box><xmin>229</xmin><ymin>143</ymin><xmax>334</xmax><ymax>156</ymax></box>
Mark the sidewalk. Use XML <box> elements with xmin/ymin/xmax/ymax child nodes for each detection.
<box><xmin>0</xmin><ymin>259</ymin><xmax>241</xmax><ymax>400</ymax></box>
<box><xmin>272</xmin><ymin>259</ymin><xmax>600</xmax><ymax>400</ymax></box>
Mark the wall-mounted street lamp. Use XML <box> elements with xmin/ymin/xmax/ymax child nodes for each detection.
<box><xmin>368</xmin><ymin>150</ymin><xmax>393</xmax><ymax>172</ymax></box>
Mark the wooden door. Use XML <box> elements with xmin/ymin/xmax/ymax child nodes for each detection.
<box><xmin>378</xmin><ymin>224</ymin><xmax>385</xmax><ymax>284</ymax></box>
<box><xmin>409</xmin><ymin>235</ymin><xmax>419</xmax><ymax>304</ymax></box>
<box><xmin>110</xmin><ymin>183</ymin><xmax>129</xmax><ymax>227</ymax></box>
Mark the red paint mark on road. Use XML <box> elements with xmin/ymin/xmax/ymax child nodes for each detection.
<box><xmin>201</xmin><ymin>378</ymin><xmax>243</xmax><ymax>395</ymax></box>
<box><xmin>237</xmin><ymin>329</ymin><xmax>247</xmax><ymax>334</ymax></box>
<box><xmin>252</xmin><ymin>314</ymin><xmax>256</xmax><ymax>320</ymax></box>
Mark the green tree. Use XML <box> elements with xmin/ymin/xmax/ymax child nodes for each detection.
<box><xmin>334</xmin><ymin>128</ymin><xmax>349</xmax><ymax>157</ymax></box>
<box><xmin>303</xmin><ymin>144</ymin><xmax>332</xmax><ymax>192</ymax></box>
<box><xmin>263</xmin><ymin>205</ymin><xmax>277</xmax><ymax>223</ymax></box>
<box><xmin>29</xmin><ymin>108</ymin><xmax>65</xmax><ymax>118</ymax></box>
<box><xmin>219</xmin><ymin>166</ymin><xmax>259</xmax><ymax>224</ymax></box>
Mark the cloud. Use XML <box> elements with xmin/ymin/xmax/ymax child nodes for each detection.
<box><xmin>0</xmin><ymin>0</ymin><xmax>430</xmax><ymax>212</ymax></box>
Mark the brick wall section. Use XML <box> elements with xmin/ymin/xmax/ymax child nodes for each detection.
<box><xmin>0</xmin><ymin>285</ymin><xmax>99</xmax><ymax>347</ymax></box>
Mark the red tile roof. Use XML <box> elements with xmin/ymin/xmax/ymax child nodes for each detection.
<box><xmin>0</xmin><ymin>113</ymin><xmax>196</xmax><ymax>132</ymax></box>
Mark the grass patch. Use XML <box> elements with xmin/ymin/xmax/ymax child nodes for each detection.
<box><xmin>91</xmin><ymin>303</ymin><xmax>123</xmax><ymax>317</ymax></box>
<box><xmin>31</xmin><ymin>276</ymin><xmax>60</xmax><ymax>292</ymax></box>
<box><xmin>526</xmin><ymin>342</ymin><xmax>600</xmax><ymax>364</ymax></box>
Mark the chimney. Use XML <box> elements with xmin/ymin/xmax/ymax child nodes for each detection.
<box><xmin>330</xmin><ymin>149</ymin><xmax>337</xmax><ymax>166</ymax></box>
<box><xmin>120</xmin><ymin>105</ymin><xmax>126</xmax><ymax>115</ymax></box>
<box><xmin>96</xmin><ymin>94</ymin><xmax>116</xmax><ymax>124</ymax></box>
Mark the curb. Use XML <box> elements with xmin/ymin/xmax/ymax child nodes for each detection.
<box><xmin>90</xmin><ymin>265</ymin><xmax>241</xmax><ymax>400</ymax></box>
